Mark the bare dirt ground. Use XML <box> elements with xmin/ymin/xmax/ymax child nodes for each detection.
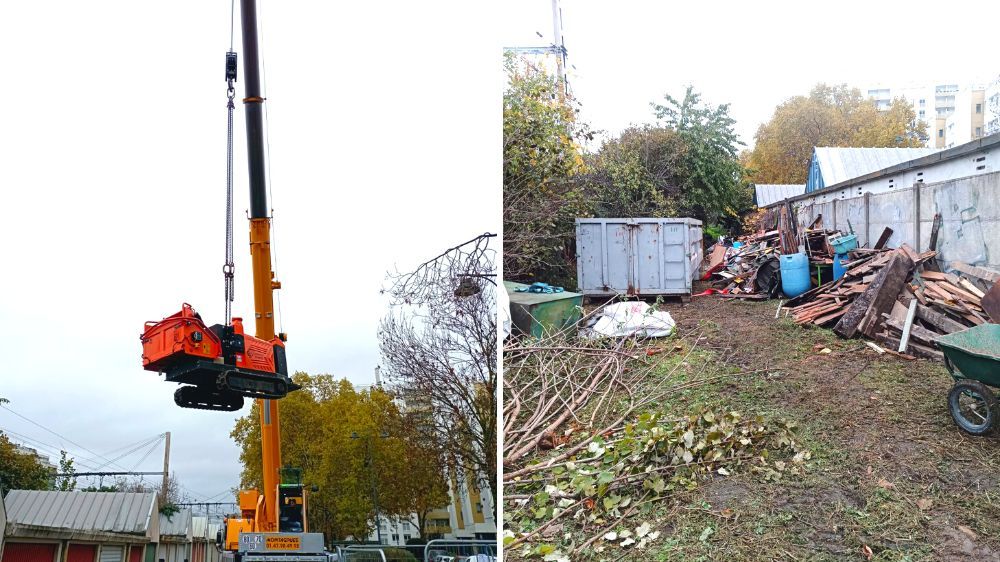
<box><xmin>648</xmin><ymin>296</ymin><xmax>1000</xmax><ymax>561</ymax></box>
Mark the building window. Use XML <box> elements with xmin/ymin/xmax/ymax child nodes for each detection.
<box><xmin>403</xmin><ymin>535</ymin><xmax>411</xmax><ymax>541</ymax></box>
<box><xmin>919</xmin><ymin>99</ymin><xmax>925</xmax><ymax>106</ymax></box>
<box><xmin>977</xmin><ymin>103</ymin><xmax>982</xmax><ymax>114</ymax></box>
<box><xmin>976</xmin><ymin>127</ymin><xmax>982</xmax><ymax>137</ymax></box>
<box><xmin>392</xmin><ymin>534</ymin><xmax>399</xmax><ymax>542</ymax></box>
<box><xmin>919</xmin><ymin>110</ymin><xmax>925</xmax><ymax>118</ymax></box>
<box><xmin>939</xmin><ymin>129</ymin><xmax>944</xmax><ymax>138</ymax></box>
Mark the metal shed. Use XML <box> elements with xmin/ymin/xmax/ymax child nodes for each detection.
<box><xmin>155</xmin><ymin>510</ymin><xmax>191</xmax><ymax>562</ymax></box>
<box><xmin>1</xmin><ymin>491</ymin><xmax>158</xmax><ymax>562</ymax></box>
<box><xmin>754</xmin><ymin>184</ymin><xmax>805</xmax><ymax>207</ymax></box>
<box><xmin>575</xmin><ymin>218</ymin><xmax>703</xmax><ymax>297</ymax></box>
<box><xmin>806</xmin><ymin>147</ymin><xmax>940</xmax><ymax>193</ymax></box>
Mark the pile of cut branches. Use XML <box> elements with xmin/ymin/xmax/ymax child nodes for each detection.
<box><xmin>503</xmin><ymin>322</ymin><xmax>808</xmax><ymax>560</ymax></box>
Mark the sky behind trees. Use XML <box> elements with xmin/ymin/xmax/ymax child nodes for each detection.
<box><xmin>501</xmin><ymin>0</ymin><xmax>1000</xmax><ymax>148</ymax></box>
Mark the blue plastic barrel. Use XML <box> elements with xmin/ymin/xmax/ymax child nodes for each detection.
<box><xmin>780</xmin><ymin>253</ymin><xmax>811</xmax><ymax>297</ymax></box>
<box><xmin>832</xmin><ymin>253</ymin><xmax>850</xmax><ymax>280</ymax></box>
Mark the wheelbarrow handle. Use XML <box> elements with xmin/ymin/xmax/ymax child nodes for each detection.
<box><xmin>943</xmin><ymin>354</ymin><xmax>959</xmax><ymax>379</ymax></box>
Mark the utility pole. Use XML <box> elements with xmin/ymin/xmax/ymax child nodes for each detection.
<box><xmin>551</xmin><ymin>0</ymin><xmax>567</xmax><ymax>96</ymax></box>
<box><xmin>503</xmin><ymin>1</ymin><xmax>569</xmax><ymax>97</ymax></box>
<box><xmin>161</xmin><ymin>431</ymin><xmax>171</xmax><ymax>501</ymax></box>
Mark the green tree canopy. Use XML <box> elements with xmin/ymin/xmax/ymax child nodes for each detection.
<box><xmin>650</xmin><ymin>86</ymin><xmax>752</xmax><ymax>227</ymax></box>
<box><xmin>747</xmin><ymin>83</ymin><xmax>928</xmax><ymax>184</ymax></box>
<box><xmin>0</xmin><ymin>432</ymin><xmax>53</xmax><ymax>491</ymax></box>
<box><xmin>584</xmin><ymin>126</ymin><xmax>685</xmax><ymax>218</ymax></box>
<box><xmin>503</xmin><ymin>53</ymin><xmax>590</xmax><ymax>284</ymax></box>
<box><xmin>231</xmin><ymin>374</ymin><xmax>448</xmax><ymax>541</ymax></box>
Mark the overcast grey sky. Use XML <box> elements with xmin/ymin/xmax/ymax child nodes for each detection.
<box><xmin>0</xmin><ymin>1</ymin><xmax>499</xmax><ymax>501</ymax></box>
<box><xmin>502</xmin><ymin>0</ymin><xmax>1000</xmax><ymax>148</ymax></box>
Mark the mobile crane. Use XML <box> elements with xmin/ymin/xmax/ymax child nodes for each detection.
<box><xmin>139</xmin><ymin>2</ymin><xmax>324</xmax><ymax>561</ymax></box>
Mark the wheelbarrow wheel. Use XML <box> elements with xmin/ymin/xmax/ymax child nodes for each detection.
<box><xmin>948</xmin><ymin>379</ymin><xmax>998</xmax><ymax>436</ymax></box>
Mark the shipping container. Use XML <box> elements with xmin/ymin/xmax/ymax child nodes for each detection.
<box><xmin>575</xmin><ymin>218</ymin><xmax>703</xmax><ymax>297</ymax></box>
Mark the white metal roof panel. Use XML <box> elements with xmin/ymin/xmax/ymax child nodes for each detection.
<box><xmin>191</xmin><ymin>516</ymin><xmax>208</xmax><ymax>540</ymax></box>
<box><xmin>754</xmin><ymin>184</ymin><xmax>805</xmax><ymax>207</ymax></box>
<box><xmin>815</xmin><ymin>147</ymin><xmax>941</xmax><ymax>186</ymax></box>
<box><xmin>158</xmin><ymin>508</ymin><xmax>192</xmax><ymax>538</ymax></box>
<box><xmin>4</xmin><ymin>490</ymin><xmax>156</xmax><ymax>535</ymax></box>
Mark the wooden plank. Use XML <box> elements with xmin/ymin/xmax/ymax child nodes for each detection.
<box><xmin>813</xmin><ymin>308</ymin><xmax>848</xmax><ymax>325</ymax></box>
<box><xmin>915</xmin><ymin>303</ymin><xmax>969</xmax><ymax>334</ymax></box>
<box><xmin>835</xmin><ymin>251</ymin><xmax>915</xmax><ymax>339</ymax></box>
<box><xmin>918</xmin><ymin>270</ymin><xmax>949</xmax><ymax>281</ymax></box>
<box><xmin>873</xmin><ymin>227</ymin><xmax>893</xmax><ymax>250</ymax></box>
<box><xmin>882</xmin><ymin>314</ymin><xmax>939</xmax><ymax>347</ymax></box>
<box><xmin>898</xmin><ymin>299</ymin><xmax>918</xmax><ymax>353</ymax></box>
<box><xmin>899</xmin><ymin>243</ymin><xmax>921</xmax><ymax>264</ymax></box>
<box><xmin>878</xmin><ymin>333</ymin><xmax>942</xmax><ymax>360</ymax></box>
<box><xmin>890</xmin><ymin>300</ymin><xmax>908</xmax><ymax>323</ymax></box>
<box><xmin>982</xmin><ymin>281</ymin><xmax>1000</xmax><ymax>323</ymax></box>
<box><xmin>925</xmin><ymin>213</ymin><xmax>942</xmax><ymax>272</ymax></box>
<box><xmin>949</xmin><ymin>261</ymin><xmax>1000</xmax><ymax>283</ymax></box>
<box><xmin>959</xmin><ymin>279</ymin><xmax>986</xmax><ymax>299</ymax></box>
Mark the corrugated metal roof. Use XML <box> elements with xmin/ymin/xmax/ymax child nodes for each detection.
<box><xmin>4</xmin><ymin>490</ymin><xmax>156</xmax><ymax>535</ymax></box>
<box><xmin>191</xmin><ymin>516</ymin><xmax>207</xmax><ymax>540</ymax></box>
<box><xmin>810</xmin><ymin>147</ymin><xmax>940</xmax><ymax>191</ymax></box>
<box><xmin>158</xmin><ymin>508</ymin><xmax>192</xmax><ymax>538</ymax></box>
<box><xmin>754</xmin><ymin>184</ymin><xmax>805</xmax><ymax>207</ymax></box>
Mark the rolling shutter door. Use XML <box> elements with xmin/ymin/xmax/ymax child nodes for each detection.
<box><xmin>98</xmin><ymin>546</ymin><xmax>123</xmax><ymax>562</ymax></box>
<box><xmin>66</xmin><ymin>545</ymin><xmax>96</xmax><ymax>562</ymax></box>
<box><xmin>127</xmin><ymin>547</ymin><xmax>143</xmax><ymax>562</ymax></box>
<box><xmin>2</xmin><ymin>543</ymin><xmax>58</xmax><ymax>562</ymax></box>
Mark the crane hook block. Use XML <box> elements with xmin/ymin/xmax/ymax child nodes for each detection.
<box><xmin>226</xmin><ymin>51</ymin><xmax>238</xmax><ymax>82</ymax></box>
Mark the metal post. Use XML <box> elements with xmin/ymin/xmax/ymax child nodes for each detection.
<box><xmin>551</xmin><ymin>0</ymin><xmax>564</xmax><ymax>93</ymax></box>
<box><xmin>161</xmin><ymin>432</ymin><xmax>171</xmax><ymax>501</ymax></box>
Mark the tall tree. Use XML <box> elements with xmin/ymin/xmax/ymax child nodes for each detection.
<box><xmin>0</xmin><ymin>432</ymin><xmax>53</xmax><ymax>490</ymax></box>
<box><xmin>230</xmin><ymin>374</ymin><xmax>447</xmax><ymax>541</ymax></box>
<box><xmin>651</xmin><ymin>86</ymin><xmax>752</xmax><ymax>227</ymax></box>
<box><xmin>379</xmin><ymin>234</ymin><xmax>497</xmax><ymax>514</ymax></box>
<box><xmin>747</xmin><ymin>83</ymin><xmax>928</xmax><ymax>184</ymax></box>
<box><xmin>584</xmin><ymin>126</ymin><xmax>686</xmax><ymax>218</ymax></box>
<box><xmin>54</xmin><ymin>450</ymin><xmax>76</xmax><ymax>491</ymax></box>
<box><xmin>503</xmin><ymin>53</ymin><xmax>591</xmax><ymax>283</ymax></box>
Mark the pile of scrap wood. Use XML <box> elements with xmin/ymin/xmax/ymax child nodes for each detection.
<box><xmin>781</xmin><ymin>244</ymin><xmax>1000</xmax><ymax>359</ymax></box>
<box><xmin>703</xmin><ymin>224</ymin><xmax>851</xmax><ymax>298</ymax></box>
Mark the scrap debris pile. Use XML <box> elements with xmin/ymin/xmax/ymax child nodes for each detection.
<box><xmin>702</xmin><ymin>224</ymin><xmax>854</xmax><ymax>298</ymax></box>
<box><xmin>706</xmin><ymin>208</ymin><xmax>1000</xmax><ymax>358</ymax></box>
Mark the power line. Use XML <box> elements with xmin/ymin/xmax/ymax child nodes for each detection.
<box><xmin>0</xmin><ymin>406</ymin><xmax>213</xmax><ymax>501</ymax></box>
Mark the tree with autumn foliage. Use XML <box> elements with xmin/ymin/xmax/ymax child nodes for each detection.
<box><xmin>747</xmin><ymin>83</ymin><xmax>928</xmax><ymax>184</ymax></box>
<box><xmin>231</xmin><ymin>374</ymin><xmax>449</xmax><ymax>541</ymax></box>
<box><xmin>503</xmin><ymin>53</ymin><xmax>591</xmax><ymax>284</ymax></box>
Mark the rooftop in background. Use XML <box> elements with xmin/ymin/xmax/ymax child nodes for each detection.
<box><xmin>4</xmin><ymin>490</ymin><xmax>157</xmax><ymax>538</ymax></box>
<box><xmin>754</xmin><ymin>184</ymin><xmax>806</xmax><ymax>207</ymax></box>
<box><xmin>807</xmin><ymin>147</ymin><xmax>942</xmax><ymax>193</ymax></box>
<box><xmin>158</xmin><ymin>508</ymin><xmax>192</xmax><ymax>539</ymax></box>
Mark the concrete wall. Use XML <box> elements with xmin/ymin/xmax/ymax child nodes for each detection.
<box><xmin>794</xmin><ymin>171</ymin><xmax>1000</xmax><ymax>270</ymax></box>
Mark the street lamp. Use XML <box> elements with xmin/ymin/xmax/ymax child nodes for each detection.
<box><xmin>350</xmin><ymin>431</ymin><xmax>389</xmax><ymax>545</ymax></box>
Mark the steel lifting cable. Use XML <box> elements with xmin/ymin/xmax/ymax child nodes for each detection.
<box><xmin>224</xmin><ymin>79</ymin><xmax>236</xmax><ymax>323</ymax></box>
<box><xmin>223</xmin><ymin>0</ymin><xmax>238</xmax><ymax>324</ymax></box>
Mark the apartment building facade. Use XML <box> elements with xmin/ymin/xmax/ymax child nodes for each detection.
<box><xmin>865</xmin><ymin>82</ymin><xmax>986</xmax><ymax>148</ymax></box>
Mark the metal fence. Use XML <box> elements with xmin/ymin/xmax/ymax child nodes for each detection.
<box><xmin>331</xmin><ymin>539</ymin><xmax>497</xmax><ymax>562</ymax></box>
